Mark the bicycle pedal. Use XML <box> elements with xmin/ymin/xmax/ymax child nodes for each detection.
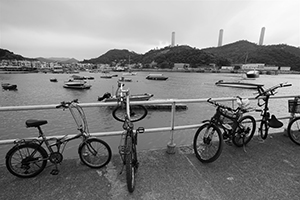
<box><xmin>50</xmin><ymin>169</ymin><xmax>59</xmax><ymax>175</ymax></box>
<box><xmin>224</xmin><ymin>139</ymin><xmax>233</xmax><ymax>146</ymax></box>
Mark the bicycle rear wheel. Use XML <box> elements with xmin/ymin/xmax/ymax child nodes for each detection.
<box><xmin>232</xmin><ymin>115</ymin><xmax>256</xmax><ymax>147</ymax></box>
<box><xmin>259</xmin><ymin>120</ymin><xmax>269</xmax><ymax>140</ymax></box>
<box><xmin>125</xmin><ymin>136</ymin><xmax>136</xmax><ymax>193</ymax></box>
<box><xmin>112</xmin><ymin>105</ymin><xmax>147</xmax><ymax>122</ymax></box>
<box><xmin>5</xmin><ymin>143</ymin><xmax>48</xmax><ymax>178</ymax></box>
<box><xmin>287</xmin><ymin>117</ymin><xmax>300</xmax><ymax>145</ymax></box>
<box><xmin>193</xmin><ymin>123</ymin><xmax>223</xmax><ymax>163</ymax></box>
<box><xmin>78</xmin><ymin>138</ymin><xmax>112</xmax><ymax>168</ymax></box>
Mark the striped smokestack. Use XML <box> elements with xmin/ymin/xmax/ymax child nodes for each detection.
<box><xmin>171</xmin><ymin>32</ymin><xmax>175</xmax><ymax>47</ymax></box>
<box><xmin>218</xmin><ymin>29</ymin><xmax>223</xmax><ymax>47</ymax></box>
<box><xmin>259</xmin><ymin>27</ymin><xmax>265</xmax><ymax>45</ymax></box>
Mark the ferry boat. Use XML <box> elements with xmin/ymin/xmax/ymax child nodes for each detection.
<box><xmin>63</xmin><ymin>80</ymin><xmax>91</xmax><ymax>89</ymax></box>
<box><xmin>215</xmin><ymin>80</ymin><xmax>263</xmax><ymax>89</ymax></box>
<box><xmin>146</xmin><ymin>74</ymin><xmax>168</xmax><ymax>80</ymax></box>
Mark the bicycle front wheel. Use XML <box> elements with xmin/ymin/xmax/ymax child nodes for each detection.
<box><xmin>259</xmin><ymin>120</ymin><xmax>269</xmax><ymax>140</ymax></box>
<box><xmin>112</xmin><ymin>105</ymin><xmax>147</xmax><ymax>122</ymax></box>
<box><xmin>193</xmin><ymin>123</ymin><xmax>223</xmax><ymax>163</ymax></box>
<box><xmin>78</xmin><ymin>138</ymin><xmax>112</xmax><ymax>168</ymax></box>
<box><xmin>287</xmin><ymin>117</ymin><xmax>300</xmax><ymax>145</ymax></box>
<box><xmin>5</xmin><ymin>143</ymin><xmax>48</xmax><ymax>178</ymax></box>
<box><xmin>232</xmin><ymin>115</ymin><xmax>256</xmax><ymax>147</ymax></box>
<box><xmin>125</xmin><ymin>136</ymin><xmax>136</xmax><ymax>193</ymax></box>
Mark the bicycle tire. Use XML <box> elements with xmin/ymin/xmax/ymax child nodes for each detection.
<box><xmin>232</xmin><ymin>115</ymin><xmax>256</xmax><ymax>147</ymax></box>
<box><xmin>5</xmin><ymin>143</ymin><xmax>48</xmax><ymax>178</ymax></box>
<box><xmin>112</xmin><ymin>105</ymin><xmax>147</xmax><ymax>123</ymax></box>
<box><xmin>125</xmin><ymin>135</ymin><xmax>136</xmax><ymax>193</ymax></box>
<box><xmin>78</xmin><ymin>138</ymin><xmax>112</xmax><ymax>168</ymax></box>
<box><xmin>193</xmin><ymin>123</ymin><xmax>223</xmax><ymax>163</ymax></box>
<box><xmin>260</xmin><ymin>120</ymin><xmax>269</xmax><ymax>140</ymax></box>
<box><xmin>287</xmin><ymin>117</ymin><xmax>300</xmax><ymax>145</ymax></box>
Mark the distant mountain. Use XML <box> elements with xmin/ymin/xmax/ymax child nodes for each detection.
<box><xmin>0</xmin><ymin>48</ymin><xmax>36</xmax><ymax>61</ymax></box>
<box><xmin>2</xmin><ymin>40</ymin><xmax>300</xmax><ymax>71</ymax></box>
<box><xmin>202</xmin><ymin>40</ymin><xmax>300</xmax><ymax>70</ymax></box>
<box><xmin>35</xmin><ymin>57</ymin><xmax>78</xmax><ymax>64</ymax></box>
<box><xmin>82</xmin><ymin>46</ymin><xmax>230</xmax><ymax>68</ymax></box>
<box><xmin>82</xmin><ymin>49</ymin><xmax>142</xmax><ymax>64</ymax></box>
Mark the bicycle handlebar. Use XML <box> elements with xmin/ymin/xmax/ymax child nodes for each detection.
<box><xmin>255</xmin><ymin>82</ymin><xmax>292</xmax><ymax>99</ymax></box>
<box><xmin>56</xmin><ymin>99</ymin><xmax>79</xmax><ymax>109</ymax></box>
<box><xmin>117</xmin><ymin>81</ymin><xmax>129</xmax><ymax>98</ymax></box>
<box><xmin>207</xmin><ymin>98</ymin><xmax>233</xmax><ymax>111</ymax></box>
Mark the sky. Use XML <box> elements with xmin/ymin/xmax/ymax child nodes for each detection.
<box><xmin>0</xmin><ymin>0</ymin><xmax>299</xmax><ymax>61</ymax></box>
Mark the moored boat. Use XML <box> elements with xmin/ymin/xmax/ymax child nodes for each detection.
<box><xmin>50</xmin><ymin>78</ymin><xmax>58</xmax><ymax>82</ymax></box>
<box><xmin>63</xmin><ymin>80</ymin><xmax>91</xmax><ymax>89</ymax></box>
<box><xmin>215</xmin><ymin>80</ymin><xmax>264</xmax><ymax>89</ymax></box>
<box><xmin>98</xmin><ymin>92</ymin><xmax>154</xmax><ymax>102</ymax></box>
<box><xmin>119</xmin><ymin>77</ymin><xmax>132</xmax><ymax>82</ymax></box>
<box><xmin>146</xmin><ymin>74</ymin><xmax>168</xmax><ymax>80</ymax></box>
<box><xmin>100</xmin><ymin>74</ymin><xmax>113</xmax><ymax>79</ymax></box>
<box><xmin>246</xmin><ymin>70</ymin><xmax>259</xmax><ymax>78</ymax></box>
<box><xmin>1</xmin><ymin>83</ymin><xmax>17</xmax><ymax>90</ymax></box>
<box><xmin>122</xmin><ymin>72</ymin><xmax>137</xmax><ymax>76</ymax></box>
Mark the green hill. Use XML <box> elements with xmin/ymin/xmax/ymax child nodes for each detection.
<box><xmin>83</xmin><ymin>46</ymin><xmax>231</xmax><ymax>68</ymax></box>
<box><xmin>202</xmin><ymin>40</ymin><xmax>300</xmax><ymax>70</ymax></box>
<box><xmin>0</xmin><ymin>49</ymin><xmax>35</xmax><ymax>61</ymax></box>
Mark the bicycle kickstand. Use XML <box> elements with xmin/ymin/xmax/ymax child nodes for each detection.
<box><xmin>119</xmin><ymin>164</ymin><xmax>125</xmax><ymax>175</ymax></box>
<box><xmin>50</xmin><ymin>164</ymin><xmax>60</xmax><ymax>175</ymax></box>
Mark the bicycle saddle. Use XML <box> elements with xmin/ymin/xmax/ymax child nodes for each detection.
<box><xmin>268</xmin><ymin>115</ymin><xmax>283</xmax><ymax>128</ymax></box>
<box><xmin>26</xmin><ymin>119</ymin><xmax>48</xmax><ymax>127</ymax></box>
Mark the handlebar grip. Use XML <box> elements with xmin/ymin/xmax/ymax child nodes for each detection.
<box><xmin>283</xmin><ymin>83</ymin><xmax>292</xmax><ymax>87</ymax></box>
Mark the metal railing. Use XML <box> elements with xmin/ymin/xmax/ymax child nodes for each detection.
<box><xmin>0</xmin><ymin>94</ymin><xmax>298</xmax><ymax>149</ymax></box>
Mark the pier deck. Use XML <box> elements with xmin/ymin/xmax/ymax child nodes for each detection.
<box><xmin>0</xmin><ymin>132</ymin><xmax>299</xmax><ymax>200</ymax></box>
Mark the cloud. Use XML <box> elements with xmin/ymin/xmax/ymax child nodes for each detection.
<box><xmin>0</xmin><ymin>0</ymin><xmax>299</xmax><ymax>60</ymax></box>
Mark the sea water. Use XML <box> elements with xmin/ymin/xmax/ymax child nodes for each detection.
<box><xmin>0</xmin><ymin>71</ymin><xmax>299</xmax><ymax>163</ymax></box>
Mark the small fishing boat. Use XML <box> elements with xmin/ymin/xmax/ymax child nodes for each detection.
<box><xmin>246</xmin><ymin>70</ymin><xmax>259</xmax><ymax>78</ymax></box>
<box><xmin>122</xmin><ymin>72</ymin><xmax>137</xmax><ymax>76</ymax></box>
<box><xmin>146</xmin><ymin>74</ymin><xmax>168</xmax><ymax>80</ymax></box>
<box><xmin>100</xmin><ymin>74</ymin><xmax>113</xmax><ymax>79</ymax></box>
<box><xmin>215</xmin><ymin>80</ymin><xmax>264</xmax><ymax>89</ymax></box>
<box><xmin>63</xmin><ymin>80</ymin><xmax>91</xmax><ymax>89</ymax></box>
<box><xmin>98</xmin><ymin>92</ymin><xmax>154</xmax><ymax>102</ymax></box>
<box><xmin>119</xmin><ymin>77</ymin><xmax>132</xmax><ymax>82</ymax></box>
<box><xmin>1</xmin><ymin>83</ymin><xmax>17</xmax><ymax>90</ymax></box>
<box><xmin>50</xmin><ymin>78</ymin><xmax>58</xmax><ymax>82</ymax></box>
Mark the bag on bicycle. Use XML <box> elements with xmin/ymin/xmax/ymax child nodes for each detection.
<box><xmin>269</xmin><ymin>115</ymin><xmax>283</xmax><ymax>128</ymax></box>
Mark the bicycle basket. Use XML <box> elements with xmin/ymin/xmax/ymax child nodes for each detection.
<box><xmin>237</xmin><ymin>98</ymin><xmax>250</xmax><ymax>110</ymax></box>
<box><xmin>219</xmin><ymin>108</ymin><xmax>237</xmax><ymax>124</ymax></box>
<box><xmin>288</xmin><ymin>98</ymin><xmax>300</xmax><ymax>113</ymax></box>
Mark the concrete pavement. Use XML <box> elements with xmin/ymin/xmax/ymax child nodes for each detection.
<box><xmin>0</xmin><ymin>132</ymin><xmax>299</xmax><ymax>200</ymax></box>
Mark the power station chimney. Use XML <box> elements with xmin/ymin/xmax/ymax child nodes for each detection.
<box><xmin>171</xmin><ymin>32</ymin><xmax>175</xmax><ymax>47</ymax></box>
<box><xmin>218</xmin><ymin>29</ymin><xmax>223</xmax><ymax>47</ymax></box>
<box><xmin>259</xmin><ymin>27</ymin><xmax>265</xmax><ymax>45</ymax></box>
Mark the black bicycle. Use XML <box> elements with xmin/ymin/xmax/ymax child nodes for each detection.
<box><xmin>255</xmin><ymin>83</ymin><xmax>292</xmax><ymax>140</ymax></box>
<box><xmin>193</xmin><ymin>97</ymin><xmax>256</xmax><ymax>163</ymax></box>
<box><xmin>287</xmin><ymin>96</ymin><xmax>300</xmax><ymax>145</ymax></box>
<box><xmin>112</xmin><ymin>82</ymin><xmax>147</xmax><ymax>193</ymax></box>
<box><xmin>5</xmin><ymin>99</ymin><xmax>112</xmax><ymax>178</ymax></box>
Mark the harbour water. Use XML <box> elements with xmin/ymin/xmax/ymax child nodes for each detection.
<box><xmin>0</xmin><ymin>72</ymin><xmax>299</xmax><ymax>163</ymax></box>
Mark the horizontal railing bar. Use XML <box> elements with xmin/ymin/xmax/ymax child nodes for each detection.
<box><xmin>0</xmin><ymin>124</ymin><xmax>204</xmax><ymax>145</ymax></box>
<box><xmin>0</xmin><ymin>94</ymin><xmax>298</xmax><ymax>112</ymax></box>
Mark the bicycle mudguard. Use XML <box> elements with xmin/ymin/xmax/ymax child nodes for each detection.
<box><xmin>269</xmin><ymin>115</ymin><xmax>283</xmax><ymax>128</ymax></box>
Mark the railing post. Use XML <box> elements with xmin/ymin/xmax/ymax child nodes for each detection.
<box><xmin>167</xmin><ymin>102</ymin><xmax>176</xmax><ymax>154</ymax></box>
